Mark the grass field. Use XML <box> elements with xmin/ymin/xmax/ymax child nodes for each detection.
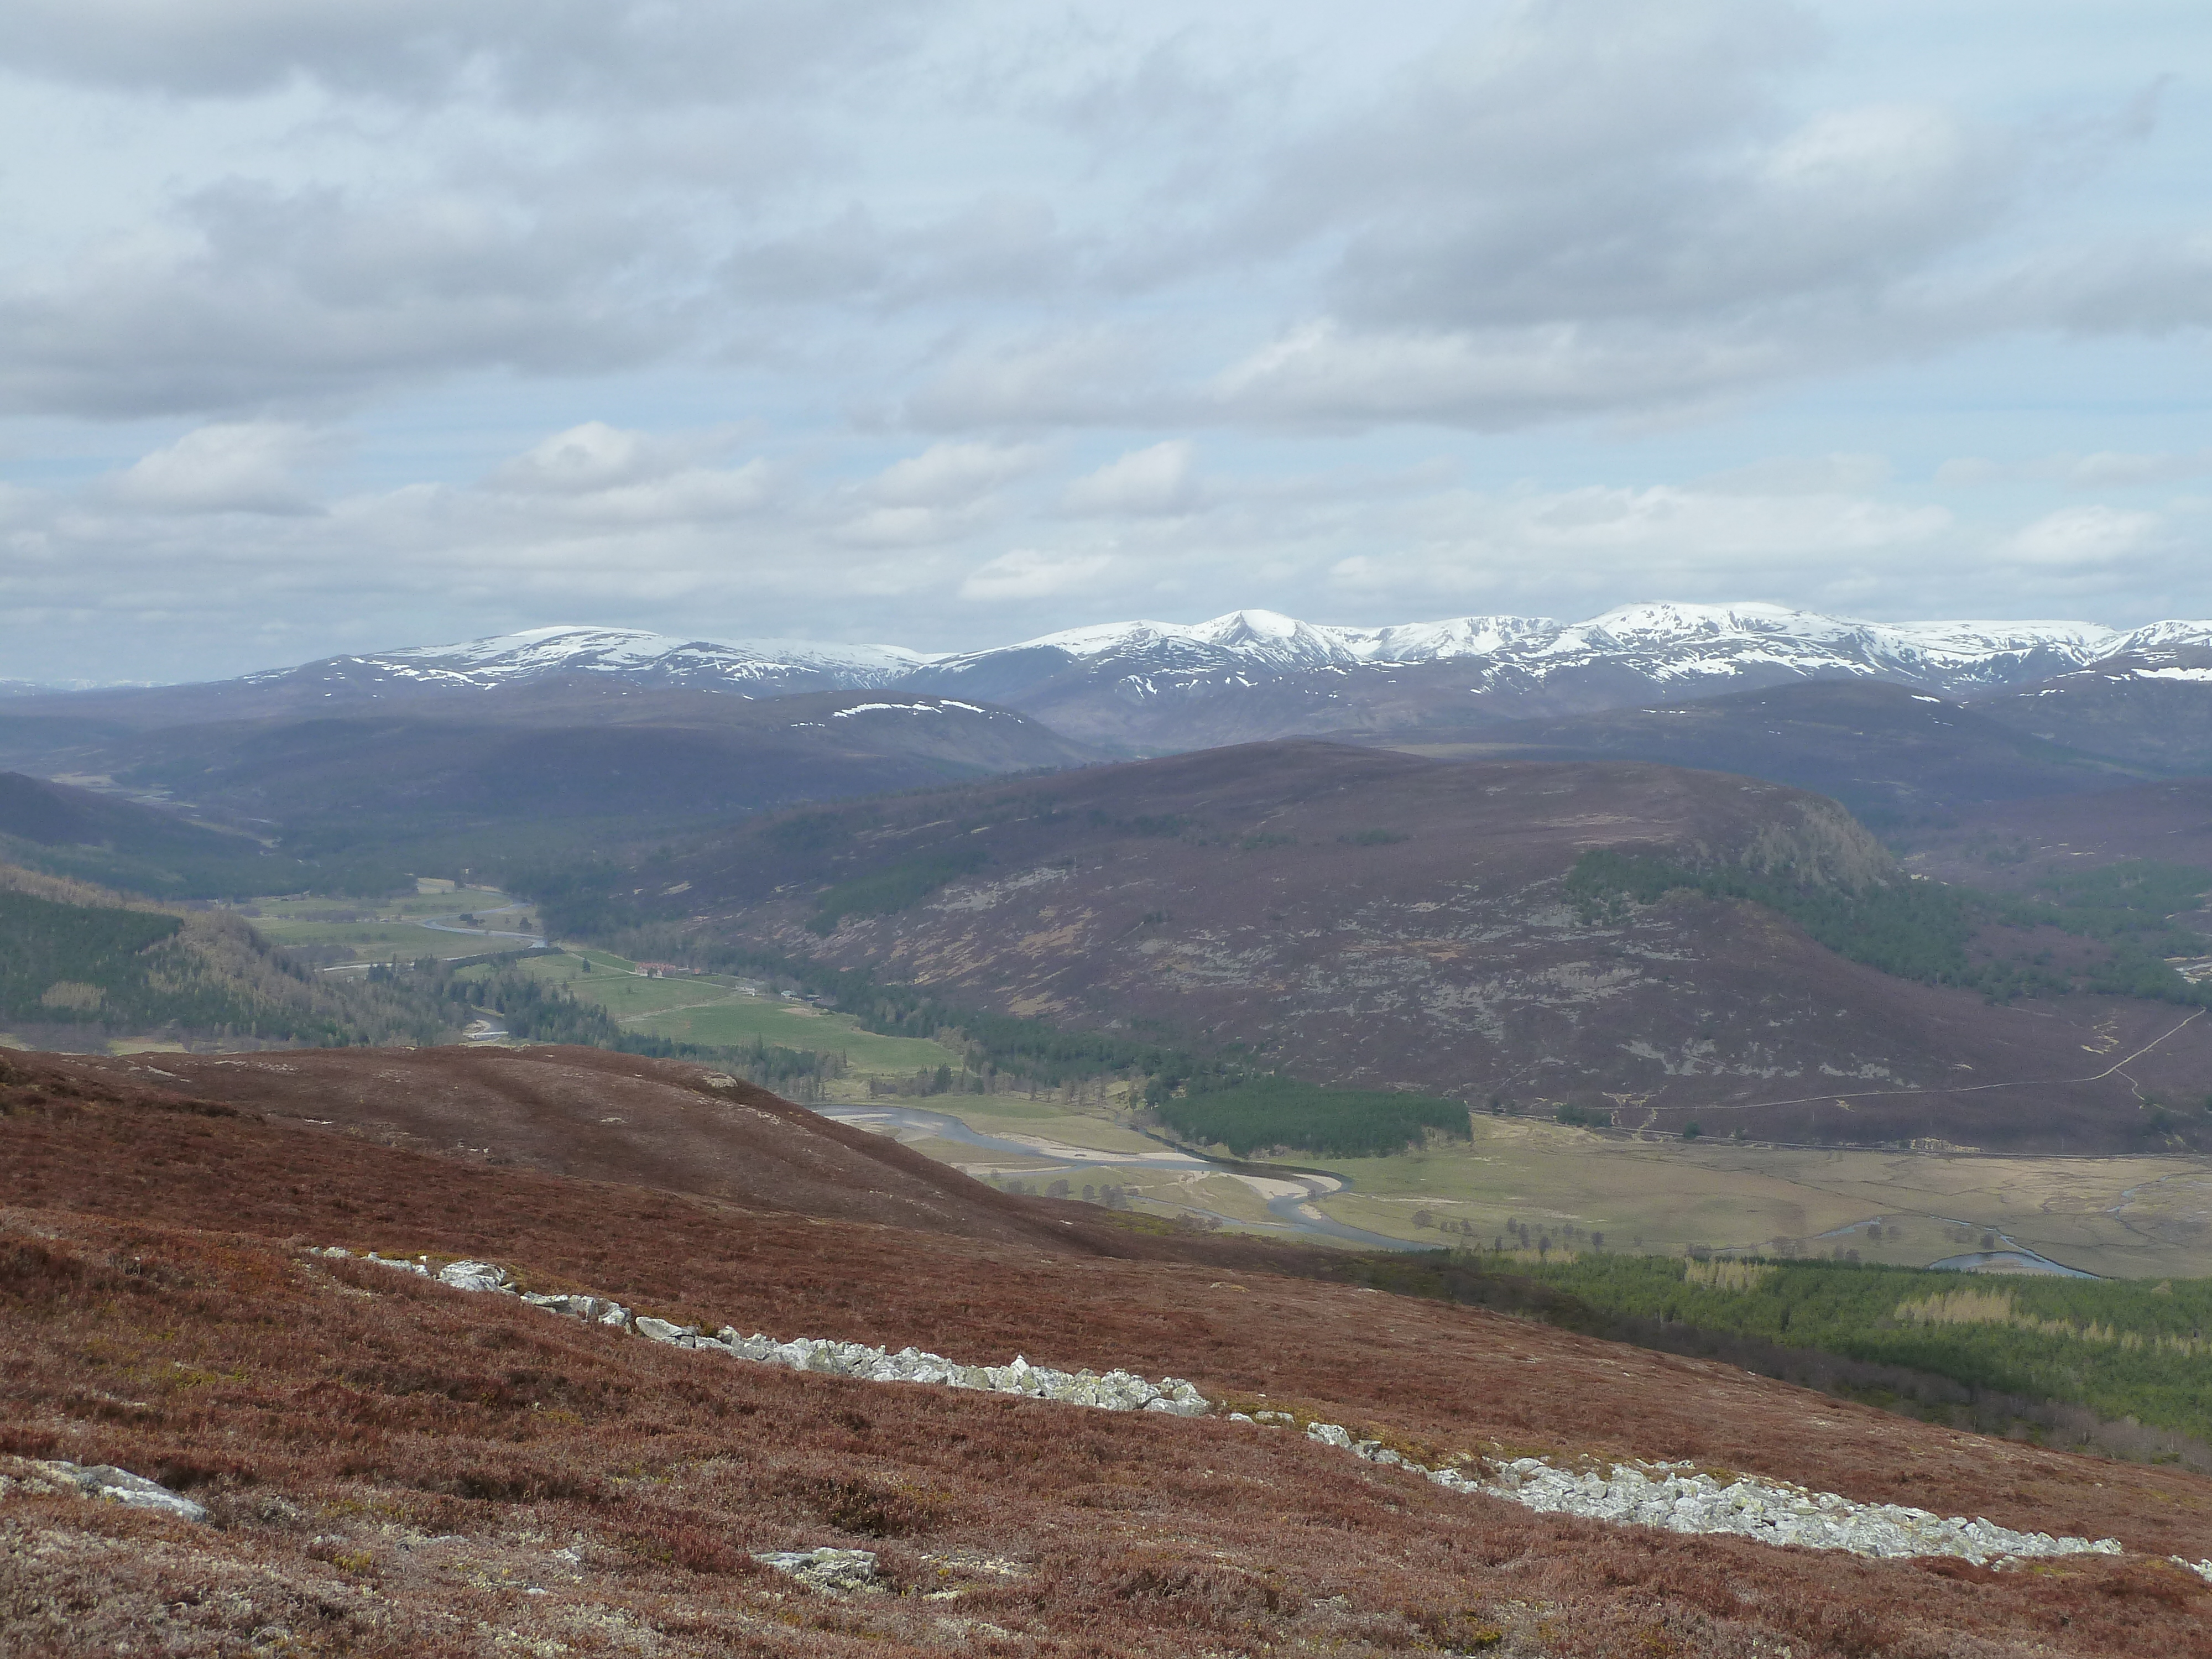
<box><xmin>242</xmin><ymin>883</ymin><xmax>542</xmax><ymax>961</ymax></box>
<box><xmin>498</xmin><ymin>948</ymin><xmax>967</xmax><ymax>1077</ymax></box>
<box><xmin>1305</xmin><ymin>1117</ymin><xmax>2212</xmax><ymax>1279</ymax></box>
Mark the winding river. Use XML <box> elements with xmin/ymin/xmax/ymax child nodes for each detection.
<box><xmin>811</xmin><ymin>1102</ymin><xmax>1420</xmax><ymax>1251</ymax></box>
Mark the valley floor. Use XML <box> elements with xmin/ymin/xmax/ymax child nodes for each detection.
<box><xmin>852</xmin><ymin>1095</ymin><xmax>2212</xmax><ymax>1280</ymax></box>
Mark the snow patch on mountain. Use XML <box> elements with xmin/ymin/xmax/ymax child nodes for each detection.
<box><xmin>251</xmin><ymin>625</ymin><xmax>937</xmax><ymax>695</ymax></box>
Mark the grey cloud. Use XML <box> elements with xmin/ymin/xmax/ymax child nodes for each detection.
<box><xmin>4</xmin><ymin>0</ymin><xmax>934</xmax><ymax>108</ymax></box>
<box><xmin>1326</xmin><ymin>102</ymin><xmax>2012</xmax><ymax>331</ymax></box>
<box><xmin>1204</xmin><ymin>319</ymin><xmax>1799</xmax><ymax>431</ymax></box>
<box><xmin>2036</xmin><ymin>238</ymin><xmax>2212</xmax><ymax>335</ymax></box>
<box><xmin>899</xmin><ymin>324</ymin><xmax>1178</xmax><ymax>431</ymax></box>
<box><xmin>0</xmin><ymin>179</ymin><xmax>677</xmax><ymax>418</ymax></box>
<box><xmin>726</xmin><ymin>195</ymin><xmax>1083</xmax><ymax>309</ymax></box>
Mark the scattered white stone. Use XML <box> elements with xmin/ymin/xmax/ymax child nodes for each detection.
<box><xmin>28</xmin><ymin>1460</ymin><xmax>206</xmax><ymax>1522</ymax></box>
<box><xmin>521</xmin><ymin>1291</ymin><xmax>628</xmax><ymax>1326</ymax></box>
<box><xmin>438</xmin><ymin>1260</ymin><xmax>515</xmax><ymax>1295</ymax></box>
<box><xmin>2176</xmin><ymin>1556</ymin><xmax>2212</xmax><ymax>1583</ymax></box>
<box><xmin>753</xmin><ymin>1547</ymin><xmax>882</xmax><ymax>1594</ymax></box>
<box><xmin>320</xmin><ymin>1248</ymin><xmax>2145</xmax><ymax>1569</ymax></box>
<box><xmin>713</xmin><ymin>1328</ymin><xmax>1209</xmax><ymax>1415</ymax></box>
<box><xmin>362</xmin><ymin>1252</ymin><xmax>428</xmax><ymax>1276</ymax></box>
<box><xmin>1467</xmin><ymin>1452</ymin><xmax>2118</xmax><ymax>1566</ymax></box>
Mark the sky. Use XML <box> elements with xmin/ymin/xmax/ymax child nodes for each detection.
<box><xmin>1</xmin><ymin>0</ymin><xmax>2207</xmax><ymax>685</ymax></box>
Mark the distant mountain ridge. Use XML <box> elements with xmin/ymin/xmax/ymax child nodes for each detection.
<box><xmin>14</xmin><ymin>603</ymin><xmax>2212</xmax><ymax>763</ymax></box>
<box><xmin>935</xmin><ymin>602</ymin><xmax>2143</xmax><ymax>684</ymax></box>
<box><xmin>54</xmin><ymin>603</ymin><xmax>2212</xmax><ymax>703</ymax></box>
<box><xmin>264</xmin><ymin>625</ymin><xmax>937</xmax><ymax>698</ymax></box>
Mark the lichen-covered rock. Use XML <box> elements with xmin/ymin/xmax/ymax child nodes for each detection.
<box><xmin>634</xmin><ymin>1316</ymin><xmax>698</xmax><ymax>1346</ymax></box>
<box><xmin>753</xmin><ymin>1547</ymin><xmax>882</xmax><ymax>1594</ymax></box>
<box><xmin>32</xmin><ymin>1460</ymin><xmax>206</xmax><ymax>1522</ymax></box>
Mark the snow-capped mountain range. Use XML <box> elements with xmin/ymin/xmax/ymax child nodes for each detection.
<box><xmin>924</xmin><ymin>602</ymin><xmax>2153</xmax><ymax>687</ymax></box>
<box><xmin>259</xmin><ymin>603</ymin><xmax>2205</xmax><ymax>699</ymax></box>
<box><xmin>33</xmin><ymin>603</ymin><xmax>2208</xmax><ymax>758</ymax></box>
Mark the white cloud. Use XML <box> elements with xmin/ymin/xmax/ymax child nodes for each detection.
<box><xmin>1326</xmin><ymin>485</ymin><xmax>1954</xmax><ymax>603</ymax></box>
<box><xmin>958</xmin><ymin>549</ymin><xmax>1114</xmax><ymax>602</ymax></box>
<box><xmin>1207</xmin><ymin>320</ymin><xmax>1793</xmax><ymax>430</ymax></box>
<box><xmin>2001</xmin><ymin>505</ymin><xmax>2163</xmax><ymax>566</ymax></box>
<box><xmin>869</xmin><ymin>441</ymin><xmax>1043</xmax><ymax>508</ymax></box>
<box><xmin>1062</xmin><ymin>440</ymin><xmax>1199</xmax><ymax>516</ymax></box>
<box><xmin>107</xmin><ymin>421</ymin><xmax>327</xmax><ymax>514</ymax></box>
<box><xmin>491</xmin><ymin>422</ymin><xmax>676</xmax><ymax>494</ymax></box>
<box><xmin>2063</xmin><ymin>450</ymin><xmax>2212</xmax><ymax>488</ymax></box>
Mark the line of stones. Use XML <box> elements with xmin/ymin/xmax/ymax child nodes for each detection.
<box><xmin>331</xmin><ymin>1250</ymin><xmax>2151</xmax><ymax>1573</ymax></box>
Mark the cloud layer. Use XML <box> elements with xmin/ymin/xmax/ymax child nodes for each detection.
<box><xmin>0</xmin><ymin>0</ymin><xmax>2205</xmax><ymax>680</ymax></box>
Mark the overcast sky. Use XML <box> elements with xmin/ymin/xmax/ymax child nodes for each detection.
<box><xmin>2</xmin><ymin>0</ymin><xmax>2206</xmax><ymax>684</ymax></box>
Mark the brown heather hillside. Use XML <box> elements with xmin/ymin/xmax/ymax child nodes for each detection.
<box><xmin>4</xmin><ymin>1045</ymin><xmax>2212</xmax><ymax>1657</ymax></box>
<box><xmin>35</xmin><ymin>1044</ymin><xmax>1267</xmax><ymax>1259</ymax></box>
<box><xmin>1898</xmin><ymin>778</ymin><xmax>2212</xmax><ymax>889</ymax></box>
<box><xmin>620</xmin><ymin>741</ymin><xmax>2212</xmax><ymax>1152</ymax></box>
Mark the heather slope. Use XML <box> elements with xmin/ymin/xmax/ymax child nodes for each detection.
<box><xmin>43</xmin><ymin>1044</ymin><xmax>1219</xmax><ymax>1255</ymax></box>
<box><xmin>4</xmin><ymin>1048</ymin><xmax>2211</xmax><ymax>1657</ymax></box>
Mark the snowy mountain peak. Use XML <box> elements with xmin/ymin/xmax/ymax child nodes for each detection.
<box><xmin>368</xmin><ymin>626</ymin><xmax>933</xmax><ymax>687</ymax></box>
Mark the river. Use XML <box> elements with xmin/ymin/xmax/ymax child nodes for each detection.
<box><xmin>810</xmin><ymin>1102</ymin><xmax>1420</xmax><ymax>1251</ymax></box>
